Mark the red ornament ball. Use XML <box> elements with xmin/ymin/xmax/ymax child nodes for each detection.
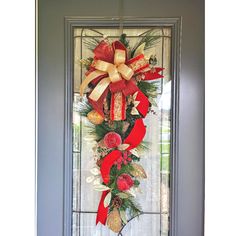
<box><xmin>103</xmin><ymin>132</ymin><xmax>122</xmax><ymax>148</ymax></box>
<box><xmin>117</xmin><ymin>174</ymin><xmax>134</xmax><ymax>191</ymax></box>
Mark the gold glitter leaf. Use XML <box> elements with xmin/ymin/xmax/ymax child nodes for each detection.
<box><xmin>107</xmin><ymin>208</ymin><xmax>122</xmax><ymax>233</ymax></box>
<box><xmin>130</xmin><ymin>163</ymin><xmax>147</xmax><ymax>178</ymax></box>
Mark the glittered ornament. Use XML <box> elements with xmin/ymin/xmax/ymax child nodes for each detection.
<box><xmin>103</xmin><ymin>132</ymin><xmax>122</xmax><ymax>148</ymax></box>
<box><xmin>107</xmin><ymin>208</ymin><xmax>122</xmax><ymax>233</ymax></box>
<box><xmin>87</xmin><ymin>110</ymin><xmax>104</xmax><ymax>125</ymax></box>
<box><xmin>117</xmin><ymin>173</ymin><xmax>134</xmax><ymax>191</ymax></box>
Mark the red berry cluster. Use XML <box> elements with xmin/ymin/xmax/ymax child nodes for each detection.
<box><xmin>114</xmin><ymin>151</ymin><xmax>132</xmax><ymax>170</ymax></box>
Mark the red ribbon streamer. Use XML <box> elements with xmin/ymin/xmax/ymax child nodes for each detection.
<box><xmin>100</xmin><ymin>150</ymin><xmax>122</xmax><ymax>185</ymax></box>
<box><xmin>96</xmin><ymin>190</ymin><xmax>109</xmax><ymax>225</ymax></box>
<box><xmin>96</xmin><ymin>150</ymin><xmax>122</xmax><ymax>225</ymax></box>
<box><xmin>124</xmin><ymin>118</ymin><xmax>146</xmax><ymax>150</ymax></box>
<box><xmin>136</xmin><ymin>90</ymin><xmax>150</xmax><ymax>117</ymax></box>
<box><xmin>143</xmin><ymin>67</ymin><xmax>164</xmax><ymax>80</ymax></box>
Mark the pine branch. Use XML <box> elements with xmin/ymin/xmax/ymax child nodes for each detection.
<box><xmin>126</xmin><ymin>197</ymin><xmax>142</xmax><ymax>217</ymax></box>
<box><xmin>131</xmin><ymin>30</ymin><xmax>161</xmax><ymax>57</ymax></box>
<box><xmin>136</xmin><ymin>141</ymin><xmax>151</xmax><ymax>153</ymax></box>
<box><xmin>77</xmin><ymin>99</ymin><xmax>93</xmax><ymax>117</ymax></box>
<box><xmin>119</xmin><ymin>34</ymin><xmax>130</xmax><ymax>48</ymax></box>
<box><xmin>83</xmin><ymin>36</ymin><xmax>101</xmax><ymax>51</ymax></box>
<box><xmin>137</xmin><ymin>80</ymin><xmax>159</xmax><ymax>99</ymax></box>
<box><xmin>79</xmin><ymin>57</ymin><xmax>93</xmax><ymax>70</ymax></box>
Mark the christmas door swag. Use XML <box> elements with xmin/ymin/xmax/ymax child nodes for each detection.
<box><xmin>79</xmin><ymin>31</ymin><xmax>164</xmax><ymax>233</ymax></box>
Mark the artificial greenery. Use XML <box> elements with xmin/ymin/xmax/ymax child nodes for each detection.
<box><xmin>136</xmin><ymin>141</ymin><xmax>151</xmax><ymax>153</ymax></box>
<box><xmin>119</xmin><ymin>33</ymin><xmax>130</xmax><ymax>49</ymax></box>
<box><xmin>80</xmin><ymin>57</ymin><xmax>93</xmax><ymax>70</ymax></box>
<box><xmin>137</xmin><ymin>80</ymin><xmax>159</xmax><ymax>99</ymax></box>
<box><xmin>130</xmin><ymin>154</ymin><xmax>140</xmax><ymax>162</ymax></box>
<box><xmin>108</xmin><ymin>162</ymin><xmax>142</xmax><ymax>219</ymax></box>
<box><xmin>78</xmin><ymin>99</ymin><xmax>93</xmax><ymax>116</ymax></box>
<box><xmin>83</xmin><ymin>36</ymin><xmax>100</xmax><ymax>51</ymax></box>
<box><xmin>131</xmin><ymin>29</ymin><xmax>161</xmax><ymax>57</ymax></box>
<box><xmin>122</xmin><ymin>197</ymin><xmax>142</xmax><ymax>217</ymax></box>
<box><xmin>133</xmin><ymin>179</ymin><xmax>140</xmax><ymax>187</ymax></box>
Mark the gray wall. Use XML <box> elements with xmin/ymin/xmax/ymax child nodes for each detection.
<box><xmin>38</xmin><ymin>0</ymin><xmax>204</xmax><ymax>235</ymax></box>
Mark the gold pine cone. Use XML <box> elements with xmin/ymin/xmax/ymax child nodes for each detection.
<box><xmin>107</xmin><ymin>208</ymin><xmax>122</xmax><ymax>233</ymax></box>
<box><xmin>130</xmin><ymin>163</ymin><xmax>147</xmax><ymax>178</ymax></box>
<box><xmin>87</xmin><ymin>110</ymin><xmax>104</xmax><ymax>125</ymax></box>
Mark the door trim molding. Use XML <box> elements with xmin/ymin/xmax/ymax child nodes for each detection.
<box><xmin>64</xmin><ymin>17</ymin><xmax>182</xmax><ymax>236</ymax></box>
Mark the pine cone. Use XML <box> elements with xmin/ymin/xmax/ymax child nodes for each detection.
<box><xmin>112</xmin><ymin>196</ymin><xmax>123</xmax><ymax>208</ymax></box>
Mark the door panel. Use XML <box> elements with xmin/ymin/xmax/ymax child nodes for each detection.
<box><xmin>38</xmin><ymin>1</ymin><xmax>204</xmax><ymax>236</ymax></box>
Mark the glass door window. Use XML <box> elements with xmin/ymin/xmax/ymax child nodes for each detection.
<box><xmin>72</xmin><ymin>27</ymin><xmax>172</xmax><ymax>236</ymax></box>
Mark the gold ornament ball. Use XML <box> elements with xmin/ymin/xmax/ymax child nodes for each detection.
<box><xmin>87</xmin><ymin>110</ymin><xmax>104</xmax><ymax>125</ymax></box>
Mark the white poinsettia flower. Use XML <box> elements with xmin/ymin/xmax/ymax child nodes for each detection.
<box><xmin>103</xmin><ymin>192</ymin><xmax>112</xmax><ymax>207</ymax></box>
<box><xmin>86</xmin><ymin>176</ymin><xmax>95</xmax><ymax>183</ymax></box>
<box><xmin>93</xmin><ymin>184</ymin><xmax>110</xmax><ymax>192</ymax></box>
<box><xmin>90</xmin><ymin>167</ymin><xmax>101</xmax><ymax>176</ymax></box>
<box><xmin>93</xmin><ymin>177</ymin><xmax>101</xmax><ymax>185</ymax></box>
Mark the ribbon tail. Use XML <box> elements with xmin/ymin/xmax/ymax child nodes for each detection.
<box><xmin>135</xmin><ymin>90</ymin><xmax>150</xmax><ymax>117</ymax></box>
<box><xmin>143</xmin><ymin>67</ymin><xmax>164</xmax><ymax>80</ymax></box>
<box><xmin>80</xmin><ymin>70</ymin><xmax>107</xmax><ymax>97</ymax></box>
<box><xmin>110</xmin><ymin>92</ymin><xmax>126</xmax><ymax>121</ymax></box>
<box><xmin>89</xmin><ymin>77</ymin><xmax>111</xmax><ymax>101</ymax></box>
<box><xmin>96</xmin><ymin>190</ymin><xmax>109</xmax><ymax>225</ymax></box>
<box><xmin>100</xmin><ymin>150</ymin><xmax>122</xmax><ymax>184</ymax></box>
<box><xmin>88</xmin><ymin>88</ymin><xmax>108</xmax><ymax>117</ymax></box>
<box><xmin>123</xmin><ymin>118</ymin><xmax>146</xmax><ymax>150</ymax></box>
<box><xmin>122</xmin><ymin>79</ymin><xmax>139</xmax><ymax>96</ymax></box>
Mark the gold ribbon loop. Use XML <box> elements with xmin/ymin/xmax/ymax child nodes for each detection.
<box><xmin>80</xmin><ymin>43</ymin><xmax>144</xmax><ymax>102</ymax></box>
<box><xmin>108</xmin><ymin>65</ymin><xmax>121</xmax><ymax>83</ymax></box>
<box><xmin>80</xmin><ymin>70</ymin><xmax>107</xmax><ymax>96</ymax></box>
<box><xmin>95</xmin><ymin>60</ymin><xmax>113</xmax><ymax>72</ymax></box>
<box><xmin>89</xmin><ymin>77</ymin><xmax>111</xmax><ymax>101</ymax></box>
<box><xmin>114</xmin><ymin>49</ymin><xmax>126</xmax><ymax>65</ymax></box>
<box><xmin>117</xmin><ymin>64</ymin><xmax>134</xmax><ymax>80</ymax></box>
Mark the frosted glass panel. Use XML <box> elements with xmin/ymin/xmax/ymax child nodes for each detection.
<box><xmin>72</xmin><ymin>27</ymin><xmax>172</xmax><ymax>236</ymax></box>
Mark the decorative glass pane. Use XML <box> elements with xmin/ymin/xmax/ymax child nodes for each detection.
<box><xmin>72</xmin><ymin>27</ymin><xmax>172</xmax><ymax>236</ymax></box>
